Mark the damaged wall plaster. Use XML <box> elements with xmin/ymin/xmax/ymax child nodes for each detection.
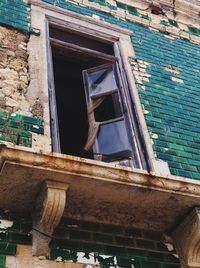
<box><xmin>0</xmin><ymin>26</ymin><xmax>31</xmax><ymax>116</ymax></box>
<box><xmin>0</xmin><ymin>26</ymin><xmax>44</xmax><ymax>119</ymax></box>
<box><xmin>128</xmin><ymin>57</ymin><xmax>151</xmax><ymax>88</ymax></box>
<box><xmin>0</xmin><ymin>25</ymin><xmax>51</xmax><ymax>151</ymax></box>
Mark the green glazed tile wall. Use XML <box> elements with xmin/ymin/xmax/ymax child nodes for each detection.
<box><xmin>0</xmin><ymin>0</ymin><xmax>31</xmax><ymax>32</ymax></box>
<box><xmin>0</xmin><ymin>255</ymin><xmax>5</xmax><ymax>268</ymax></box>
<box><xmin>49</xmin><ymin>218</ymin><xmax>180</xmax><ymax>268</ymax></box>
<box><xmin>0</xmin><ymin>110</ymin><xmax>44</xmax><ymax>147</ymax></box>
<box><xmin>0</xmin><ymin>1</ymin><xmax>200</xmax><ymax>178</ymax></box>
<box><xmin>130</xmin><ymin>29</ymin><xmax>200</xmax><ymax>180</ymax></box>
<box><xmin>0</xmin><ymin>215</ymin><xmax>180</xmax><ymax>268</ymax></box>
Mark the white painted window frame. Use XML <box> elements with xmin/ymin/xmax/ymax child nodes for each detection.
<box><xmin>28</xmin><ymin>0</ymin><xmax>170</xmax><ymax>174</ymax></box>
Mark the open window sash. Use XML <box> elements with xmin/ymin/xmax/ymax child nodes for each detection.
<box><xmin>83</xmin><ymin>62</ymin><xmax>136</xmax><ymax>166</ymax></box>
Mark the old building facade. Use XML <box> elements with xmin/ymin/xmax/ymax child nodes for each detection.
<box><xmin>0</xmin><ymin>0</ymin><xmax>200</xmax><ymax>267</ymax></box>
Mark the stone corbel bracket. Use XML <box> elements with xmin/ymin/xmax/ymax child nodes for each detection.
<box><xmin>172</xmin><ymin>208</ymin><xmax>200</xmax><ymax>268</ymax></box>
<box><xmin>32</xmin><ymin>180</ymin><xmax>69</xmax><ymax>256</ymax></box>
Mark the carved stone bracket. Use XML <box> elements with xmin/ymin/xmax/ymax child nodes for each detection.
<box><xmin>172</xmin><ymin>208</ymin><xmax>200</xmax><ymax>268</ymax></box>
<box><xmin>32</xmin><ymin>180</ymin><xmax>69</xmax><ymax>256</ymax></box>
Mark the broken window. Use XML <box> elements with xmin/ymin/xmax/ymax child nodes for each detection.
<box><xmin>83</xmin><ymin>63</ymin><xmax>134</xmax><ymax>166</ymax></box>
<box><xmin>47</xmin><ymin>24</ymin><xmax>147</xmax><ymax>169</ymax></box>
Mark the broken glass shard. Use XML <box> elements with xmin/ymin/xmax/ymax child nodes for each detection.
<box><xmin>88</xmin><ymin>67</ymin><xmax>118</xmax><ymax>98</ymax></box>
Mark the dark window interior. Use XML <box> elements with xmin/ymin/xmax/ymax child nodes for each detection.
<box><xmin>50</xmin><ymin>26</ymin><xmax>114</xmax><ymax>55</ymax></box>
<box><xmin>94</xmin><ymin>93</ymin><xmax>122</xmax><ymax>122</ymax></box>
<box><xmin>51</xmin><ymin>46</ymin><xmax>108</xmax><ymax>158</ymax></box>
<box><xmin>49</xmin><ymin>26</ymin><xmax>148</xmax><ymax>169</ymax></box>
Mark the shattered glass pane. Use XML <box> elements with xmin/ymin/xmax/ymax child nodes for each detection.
<box><xmin>97</xmin><ymin>120</ymin><xmax>132</xmax><ymax>155</ymax></box>
<box><xmin>94</xmin><ymin>93</ymin><xmax>122</xmax><ymax>122</ymax></box>
<box><xmin>88</xmin><ymin>66</ymin><xmax>118</xmax><ymax>98</ymax></box>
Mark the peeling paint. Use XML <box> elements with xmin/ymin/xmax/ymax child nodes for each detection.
<box><xmin>77</xmin><ymin>253</ymin><xmax>96</xmax><ymax>265</ymax></box>
<box><xmin>171</xmin><ymin>77</ymin><xmax>184</xmax><ymax>84</ymax></box>
<box><xmin>129</xmin><ymin>57</ymin><xmax>151</xmax><ymax>86</ymax></box>
<box><xmin>165</xmin><ymin>66</ymin><xmax>180</xmax><ymax>75</ymax></box>
<box><xmin>152</xmin><ymin>133</ymin><xmax>159</xmax><ymax>139</ymax></box>
<box><xmin>165</xmin><ymin>243</ymin><xmax>174</xmax><ymax>251</ymax></box>
<box><xmin>92</xmin><ymin>14</ymin><xmax>100</xmax><ymax>20</ymax></box>
<box><xmin>143</xmin><ymin>110</ymin><xmax>149</xmax><ymax>114</ymax></box>
<box><xmin>55</xmin><ymin>256</ymin><xmax>63</xmax><ymax>262</ymax></box>
<box><xmin>0</xmin><ymin>219</ymin><xmax>13</xmax><ymax>231</ymax></box>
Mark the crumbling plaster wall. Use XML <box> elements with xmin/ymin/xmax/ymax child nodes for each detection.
<box><xmin>0</xmin><ymin>26</ymin><xmax>31</xmax><ymax>115</ymax></box>
<box><xmin>0</xmin><ymin>25</ymin><xmax>51</xmax><ymax>152</ymax></box>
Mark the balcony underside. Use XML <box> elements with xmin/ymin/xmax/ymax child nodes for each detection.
<box><xmin>0</xmin><ymin>145</ymin><xmax>200</xmax><ymax>232</ymax></box>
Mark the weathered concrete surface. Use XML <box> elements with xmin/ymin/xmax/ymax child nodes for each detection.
<box><xmin>173</xmin><ymin>208</ymin><xmax>200</xmax><ymax>268</ymax></box>
<box><xmin>0</xmin><ymin>146</ymin><xmax>200</xmax><ymax>232</ymax></box>
<box><xmin>32</xmin><ymin>181</ymin><xmax>69</xmax><ymax>256</ymax></box>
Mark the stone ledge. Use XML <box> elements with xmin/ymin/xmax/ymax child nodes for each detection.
<box><xmin>0</xmin><ymin>145</ymin><xmax>200</xmax><ymax>231</ymax></box>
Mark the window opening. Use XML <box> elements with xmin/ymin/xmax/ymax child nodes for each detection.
<box><xmin>48</xmin><ymin>24</ymin><xmax>147</xmax><ymax>169</ymax></box>
<box><xmin>51</xmin><ymin>48</ymin><xmax>107</xmax><ymax>158</ymax></box>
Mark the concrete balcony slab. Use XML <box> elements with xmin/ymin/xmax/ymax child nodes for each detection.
<box><xmin>0</xmin><ymin>145</ymin><xmax>200</xmax><ymax>232</ymax></box>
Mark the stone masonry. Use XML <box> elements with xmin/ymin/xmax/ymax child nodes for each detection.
<box><xmin>0</xmin><ymin>26</ymin><xmax>31</xmax><ymax>116</ymax></box>
<box><xmin>0</xmin><ymin>25</ymin><xmax>44</xmax><ymax>118</ymax></box>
